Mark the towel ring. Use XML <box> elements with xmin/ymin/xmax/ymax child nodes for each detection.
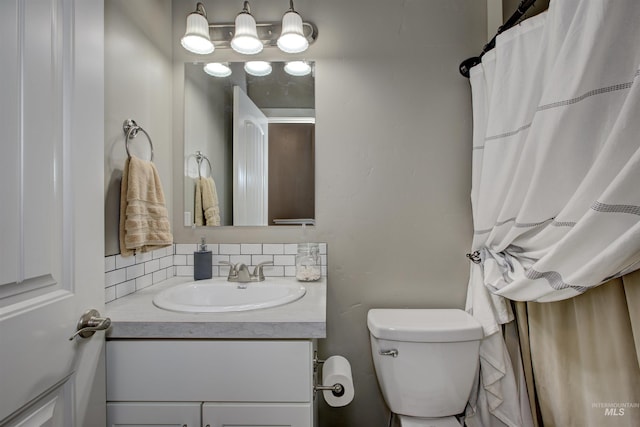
<box><xmin>195</xmin><ymin>151</ymin><xmax>212</xmax><ymax>178</ymax></box>
<box><xmin>123</xmin><ymin>119</ymin><xmax>154</xmax><ymax>161</ymax></box>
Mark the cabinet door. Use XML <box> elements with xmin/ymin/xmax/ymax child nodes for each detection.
<box><xmin>202</xmin><ymin>402</ymin><xmax>312</xmax><ymax>427</ymax></box>
<box><xmin>107</xmin><ymin>402</ymin><xmax>201</xmax><ymax>427</ymax></box>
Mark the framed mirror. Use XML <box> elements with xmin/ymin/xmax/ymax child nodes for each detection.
<box><xmin>183</xmin><ymin>61</ymin><xmax>315</xmax><ymax>227</ymax></box>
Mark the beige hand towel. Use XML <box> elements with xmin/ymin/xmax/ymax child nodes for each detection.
<box><xmin>119</xmin><ymin>156</ymin><xmax>173</xmax><ymax>256</ymax></box>
<box><xmin>194</xmin><ymin>177</ymin><xmax>205</xmax><ymax>227</ymax></box>
<box><xmin>201</xmin><ymin>176</ymin><xmax>220</xmax><ymax>226</ymax></box>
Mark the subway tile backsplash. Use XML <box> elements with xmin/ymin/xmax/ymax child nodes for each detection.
<box><xmin>105</xmin><ymin>243</ymin><xmax>327</xmax><ymax>303</ymax></box>
<box><xmin>104</xmin><ymin>246</ymin><xmax>174</xmax><ymax>303</ymax></box>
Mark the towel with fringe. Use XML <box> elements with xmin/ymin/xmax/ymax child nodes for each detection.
<box><xmin>119</xmin><ymin>156</ymin><xmax>173</xmax><ymax>256</ymax></box>
<box><xmin>195</xmin><ymin>176</ymin><xmax>220</xmax><ymax>226</ymax></box>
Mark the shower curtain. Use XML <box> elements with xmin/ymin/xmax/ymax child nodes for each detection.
<box><xmin>464</xmin><ymin>0</ymin><xmax>640</xmax><ymax>426</ymax></box>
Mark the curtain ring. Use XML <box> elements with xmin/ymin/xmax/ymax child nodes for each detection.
<box><xmin>466</xmin><ymin>251</ymin><xmax>482</xmax><ymax>264</ymax></box>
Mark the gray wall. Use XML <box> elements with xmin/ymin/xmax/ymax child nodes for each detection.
<box><xmin>106</xmin><ymin>0</ymin><xmax>486</xmax><ymax>425</ymax></box>
<box><xmin>104</xmin><ymin>0</ymin><xmax>174</xmax><ymax>256</ymax></box>
<box><xmin>171</xmin><ymin>1</ymin><xmax>485</xmax><ymax>426</ymax></box>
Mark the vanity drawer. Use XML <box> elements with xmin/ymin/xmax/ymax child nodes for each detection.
<box><xmin>106</xmin><ymin>340</ymin><xmax>313</xmax><ymax>402</ymax></box>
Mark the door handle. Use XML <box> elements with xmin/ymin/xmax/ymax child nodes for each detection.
<box><xmin>69</xmin><ymin>309</ymin><xmax>111</xmax><ymax>340</ymax></box>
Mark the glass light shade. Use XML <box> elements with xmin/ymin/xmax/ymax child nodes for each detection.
<box><xmin>203</xmin><ymin>63</ymin><xmax>232</xmax><ymax>77</ymax></box>
<box><xmin>231</xmin><ymin>13</ymin><xmax>263</xmax><ymax>55</ymax></box>
<box><xmin>284</xmin><ymin>61</ymin><xmax>311</xmax><ymax>76</ymax></box>
<box><xmin>277</xmin><ymin>11</ymin><xmax>308</xmax><ymax>53</ymax></box>
<box><xmin>244</xmin><ymin>61</ymin><xmax>272</xmax><ymax>76</ymax></box>
<box><xmin>181</xmin><ymin>12</ymin><xmax>214</xmax><ymax>54</ymax></box>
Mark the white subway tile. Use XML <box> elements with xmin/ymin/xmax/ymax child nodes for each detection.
<box><xmin>219</xmin><ymin>244</ymin><xmax>240</xmax><ymax>255</ymax></box>
<box><xmin>320</xmin><ymin>254</ymin><xmax>327</xmax><ymax>266</ymax></box>
<box><xmin>186</xmin><ymin>254</ymin><xmax>194</xmax><ymax>266</ymax></box>
<box><xmin>159</xmin><ymin>255</ymin><xmax>173</xmax><ymax>269</ymax></box>
<box><xmin>212</xmin><ymin>255</ymin><xmax>230</xmax><ymax>265</ymax></box>
<box><xmin>115</xmin><ymin>254</ymin><xmax>135</xmax><ymax>269</ymax></box>
<box><xmin>104</xmin><ymin>256</ymin><xmax>116</xmax><ymax>272</ymax></box>
<box><xmin>152</xmin><ymin>268</ymin><xmax>167</xmax><ymax>283</ymax></box>
<box><xmin>175</xmin><ymin>244</ymin><xmax>197</xmax><ymax>255</ymax></box>
<box><xmin>115</xmin><ymin>280</ymin><xmax>136</xmax><ymax>298</ymax></box>
<box><xmin>173</xmin><ymin>255</ymin><xmax>187</xmax><ymax>266</ymax></box>
<box><xmin>136</xmin><ymin>274</ymin><xmax>153</xmax><ymax>291</ymax></box>
<box><xmin>219</xmin><ymin>266</ymin><xmax>230</xmax><ymax>277</ymax></box>
<box><xmin>105</xmin><ymin>286</ymin><xmax>116</xmax><ymax>303</ymax></box>
<box><xmin>176</xmin><ymin>266</ymin><xmax>193</xmax><ymax>277</ymax></box>
<box><xmin>273</xmin><ymin>255</ymin><xmax>295</xmax><ymax>266</ymax></box>
<box><xmin>321</xmin><ymin>266</ymin><xmax>327</xmax><ymax>276</ymax></box>
<box><xmin>105</xmin><ymin>269</ymin><xmax>126</xmax><ymax>288</ymax></box>
<box><xmin>241</xmin><ymin>243</ymin><xmax>262</xmax><ymax>254</ymax></box>
<box><xmin>145</xmin><ymin>259</ymin><xmax>160</xmax><ymax>274</ymax></box>
<box><xmin>252</xmin><ymin>254</ymin><xmax>273</xmax><ymax>265</ymax></box>
<box><xmin>319</xmin><ymin>243</ymin><xmax>327</xmax><ymax>254</ymax></box>
<box><xmin>166</xmin><ymin>267</ymin><xmax>175</xmax><ymax>278</ymax></box>
<box><xmin>263</xmin><ymin>244</ymin><xmax>284</xmax><ymax>255</ymax></box>
<box><xmin>284</xmin><ymin>244</ymin><xmax>298</xmax><ymax>255</ymax></box>
<box><xmin>153</xmin><ymin>246</ymin><xmax>171</xmax><ymax>259</ymax></box>
<box><xmin>230</xmin><ymin>255</ymin><xmax>251</xmax><ymax>265</ymax></box>
<box><xmin>126</xmin><ymin>264</ymin><xmax>145</xmax><ymax>280</ymax></box>
<box><xmin>284</xmin><ymin>266</ymin><xmax>296</xmax><ymax>277</ymax></box>
<box><xmin>135</xmin><ymin>252</ymin><xmax>152</xmax><ymax>263</ymax></box>
<box><xmin>211</xmin><ymin>266</ymin><xmax>219</xmax><ymax>277</ymax></box>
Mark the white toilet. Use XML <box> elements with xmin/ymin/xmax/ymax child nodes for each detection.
<box><xmin>367</xmin><ymin>309</ymin><xmax>483</xmax><ymax>427</ymax></box>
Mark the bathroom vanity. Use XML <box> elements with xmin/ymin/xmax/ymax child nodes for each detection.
<box><xmin>105</xmin><ymin>277</ymin><xmax>326</xmax><ymax>427</ymax></box>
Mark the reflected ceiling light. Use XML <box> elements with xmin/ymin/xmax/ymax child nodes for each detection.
<box><xmin>284</xmin><ymin>61</ymin><xmax>311</xmax><ymax>76</ymax></box>
<box><xmin>181</xmin><ymin>2</ymin><xmax>215</xmax><ymax>55</ymax></box>
<box><xmin>277</xmin><ymin>0</ymin><xmax>309</xmax><ymax>54</ymax></box>
<box><xmin>203</xmin><ymin>62</ymin><xmax>232</xmax><ymax>77</ymax></box>
<box><xmin>230</xmin><ymin>1</ymin><xmax>263</xmax><ymax>55</ymax></box>
<box><xmin>244</xmin><ymin>61</ymin><xmax>272</xmax><ymax>76</ymax></box>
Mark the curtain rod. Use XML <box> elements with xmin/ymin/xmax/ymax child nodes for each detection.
<box><xmin>459</xmin><ymin>0</ymin><xmax>538</xmax><ymax>78</ymax></box>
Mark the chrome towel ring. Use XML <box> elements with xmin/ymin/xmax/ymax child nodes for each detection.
<box><xmin>195</xmin><ymin>151</ymin><xmax>213</xmax><ymax>178</ymax></box>
<box><xmin>123</xmin><ymin>119</ymin><xmax>154</xmax><ymax>161</ymax></box>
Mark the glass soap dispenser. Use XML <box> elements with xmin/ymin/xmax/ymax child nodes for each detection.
<box><xmin>295</xmin><ymin>243</ymin><xmax>321</xmax><ymax>282</ymax></box>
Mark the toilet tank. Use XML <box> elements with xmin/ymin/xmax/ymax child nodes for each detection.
<box><xmin>367</xmin><ymin>309</ymin><xmax>483</xmax><ymax>418</ymax></box>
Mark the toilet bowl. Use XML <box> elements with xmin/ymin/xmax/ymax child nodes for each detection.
<box><xmin>367</xmin><ymin>309</ymin><xmax>483</xmax><ymax>427</ymax></box>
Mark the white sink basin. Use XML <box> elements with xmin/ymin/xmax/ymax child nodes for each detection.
<box><xmin>153</xmin><ymin>278</ymin><xmax>307</xmax><ymax>313</ymax></box>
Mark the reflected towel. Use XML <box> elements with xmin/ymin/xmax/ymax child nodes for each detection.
<box><xmin>119</xmin><ymin>156</ymin><xmax>173</xmax><ymax>256</ymax></box>
<box><xmin>195</xmin><ymin>176</ymin><xmax>220</xmax><ymax>226</ymax></box>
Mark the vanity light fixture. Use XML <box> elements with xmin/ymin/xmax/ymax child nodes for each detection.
<box><xmin>230</xmin><ymin>1</ymin><xmax>263</xmax><ymax>55</ymax></box>
<box><xmin>284</xmin><ymin>60</ymin><xmax>312</xmax><ymax>76</ymax></box>
<box><xmin>277</xmin><ymin>0</ymin><xmax>309</xmax><ymax>53</ymax></box>
<box><xmin>244</xmin><ymin>61</ymin><xmax>272</xmax><ymax>77</ymax></box>
<box><xmin>181</xmin><ymin>2</ymin><xmax>215</xmax><ymax>55</ymax></box>
<box><xmin>181</xmin><ymin>1</ymin><xmax>317</xmax><ymax>55</ymax></box>
<box><xmin>203</xmin><ymin>62</ymin><xmax>232</xmax><ymax>77</ymax></box>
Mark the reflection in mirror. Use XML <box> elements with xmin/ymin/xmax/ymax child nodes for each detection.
<box><xmin>184</xmin><ymin>61</ymin><xmax>315</xmax><ymax>227</ymax></box>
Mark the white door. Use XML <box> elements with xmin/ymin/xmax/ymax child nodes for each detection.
<box><xmin>0</xmin><ymin>0</ymin><xmax>105</xmax><ymax>426</ymax></box>
<box><xmin>233</xmin><ymin>86</ymin><xmax>269</xmax><ymax>226</ymax></box>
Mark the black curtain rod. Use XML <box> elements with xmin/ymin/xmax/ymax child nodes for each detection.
<box><xmin>459</xmin><ymin>0</ymin><xmax>537</xmax><ymax>78</ymax></box>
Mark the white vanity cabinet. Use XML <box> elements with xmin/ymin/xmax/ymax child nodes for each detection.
<box><xmin>106</xmin><ymin>340</ymin><xmax>316</xmax><ymax>427</ymax></box>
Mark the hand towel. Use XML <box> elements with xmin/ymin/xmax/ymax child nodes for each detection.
<box><xmin>201</xmin><ymin>176</ymin><xmax>220</xmax><ymax>226</ymax></box>
<box><xmin>194</xmin><ymin>177</ymin><xmax>205</xmax><ymax>226</ymax></box>
<box><xmin>119</xmin><ymin>156</ymin><xmax>173</xmax><ymax>256</ymax></box>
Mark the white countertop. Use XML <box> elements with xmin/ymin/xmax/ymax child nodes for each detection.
<box><xmin>105</xmin><ymin>276</ymin><xmax>326</xmax><ymax>339</ymax></box>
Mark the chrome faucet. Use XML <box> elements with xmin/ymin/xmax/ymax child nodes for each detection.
<box><xmin>220</xmin><ymin>261</ymin><xmax>273</xmax><ymax>283</ymax></box>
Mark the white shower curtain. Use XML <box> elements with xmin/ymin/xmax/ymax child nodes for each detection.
<box><xmin>464</xmin><ymin>0</ymin><xmax>640</xmax><ymax>425</ymax></box>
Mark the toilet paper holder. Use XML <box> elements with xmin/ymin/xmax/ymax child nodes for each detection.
<box><xmin>312</xmin><ymin>351</ymin><xmax>345</xmax><ymax>398</ymax></box>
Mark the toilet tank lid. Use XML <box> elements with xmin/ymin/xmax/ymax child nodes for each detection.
<box><xmin>367</xmin><ymin>309</ymin><xmax>483</xmax><ymax>342</ymax></box>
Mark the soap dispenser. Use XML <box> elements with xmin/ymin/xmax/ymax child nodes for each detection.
<box><xmin>194</xmin><ymin>237</ymin><xmax>212</xmax><ymax>280</ymax></box>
